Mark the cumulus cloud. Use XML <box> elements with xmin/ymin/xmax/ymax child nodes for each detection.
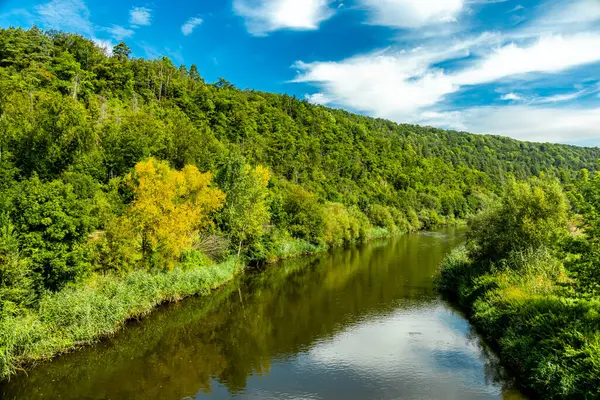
<box><xmin>181</xmin><ymin>17</ymin><xmax>203</xmax><ymax>36</ymax></box>
<box><xmin>359</xmin><ymin>0</ymin><xmax>464</xmax><ymax>28</ymax></box>
<box><xmin>233</xmin><ymin>0</ymin><xmax>334</xmax><ymax>36</ymax></box>
<box><xmin>129</xmin><ymin>6</ymin><xmax>152</xmax><ymax>26</ymax></box>
<box><xmin>34</xmin><ymin>0</ymin><xmax>92</xmax><ymax>35</ymax></box>
<box><xmin>305</xmin><ymin>92</ymin><xmax>332</xmax><ymax>105</ymax></box>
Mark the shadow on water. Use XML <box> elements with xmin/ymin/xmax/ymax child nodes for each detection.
<box><xmin>1</xmin><ymin>228</ymin><xmax>526</xmax><ymax>400</ymax></box>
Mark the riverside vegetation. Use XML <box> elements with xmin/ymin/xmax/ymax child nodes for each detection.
<box><xmin>438</xmin><ymin>175</ymin><xmax>600</xmax><ymax>399</ymax></box>
<box><xmin>0</xmin><ymin>27</ymin><xmax>599</xmax><ymax>387</ymax></box>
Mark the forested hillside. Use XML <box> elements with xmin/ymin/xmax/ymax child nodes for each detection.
<box><xmin>1</xmin><ymin>27</ymin><xmax>599</xmax><ymax>380</ymax></box>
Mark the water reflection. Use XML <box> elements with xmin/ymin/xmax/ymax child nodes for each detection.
<box><xmin>1</xmin><ymin>229</ymin><xmax>525</xmax><ymax>400</ymax></box>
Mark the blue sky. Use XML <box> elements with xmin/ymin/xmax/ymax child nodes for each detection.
<box><xmin>1</xmin><ymin>0</ymin><xmax>600</xmax><ymax>145</ymax></box>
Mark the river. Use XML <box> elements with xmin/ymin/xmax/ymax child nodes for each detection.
<box><xmin>1</xmin><ymin>228</ymin><xmax>525</xmax><ymax>400</ymax></box>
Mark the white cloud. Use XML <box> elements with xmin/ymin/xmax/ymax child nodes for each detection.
<box><xmin>305</xmin><ymin>92</ymin><xmax>331</xmax><ymax>104</ymax></box>
<box><xmin>106</xmin><ymin>25</ymin><xmax>134</xmax><ymax>40</ymax></box>
<box><xmin>295</xmin><ymin>50</ymin><xmax>456</xmax><ymax>117</ymax></box>
<box><xmin>359</xmin><ymin>0</ymin><xmax>464</xmax><ymax>28</ymax></box>
<box><xmin>500</xmin><ymin>92</ymin><xmax>521</xmax><ymax>101</ymax></box>
<box><xmin>429</xmin><ymin>106</ymin><xmax>600</xmax><ymax>145</ymax></box>
<box><xmin>508</xmin><ymin>5</ymin><xmax>524</xmax><ymax>12</ymax></box>
<box><xmin>533</xmin><ymin>91</ymin><xmax>586</xmax><ymax>104</ymax></box>
<box><xmin>516</xmin><ymin>0</ymin><xmax>600</xmax><ymax>39</ymax></box>
<box><xmin>538</xmin><ymin>0</ymin><xmax>600</xmax><ymax>26</ymax></box>
<box><xmin>138</xmin><ymin>42</ymin><xmax>161</xmax><ymax>59</ymax></box>
<box><xmin>296</xmin><ymin>33</ymin><xmax>600</xmax><ymax>140</ymax></box>
<box><xmin>455</xmin><ymin>34</ymin><xmax>600</xmax><ymax>86</ymax></box>
<box><xmin>92</xmin><ymin>38</ymin><xmax>114</xmax><ymax>56</ymax></box>
<box><xmin>529</xmin><ymin>83</ymin><xmax>600</xmax><ymax>104</ymax></box>
<box><xmin>233</xmin><ymin>0</ymin><xmax>334</xmax><ymax>36</ymax></box>
<box><xmin>34</xmin><ymin>0</ymin><xmax>92</xmax><ymax>35</ymax></box>
<box><xmin>129</xmin><ymin>6</ymin><xmax>152</xmax><ymax>26</ymax></box>
<box><xmin>181</xmin><ymin>17</ymin><xmax>203</xmax><ymax>36</ymax></box>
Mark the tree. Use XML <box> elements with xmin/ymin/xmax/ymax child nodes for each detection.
<box><xmin>112</xmin><ymin>42</ymin><xmax>131</xmax><ymax>61</ymax></box>
<box><xmin>189</xmin><ymin>64</ymin><xmax>202</xmax><ymax>82</ymax></box>
<box><xmin>0</xmin><ymin>212</ymin><xmax>34</xmax><ymax>313</ymax></box>
<box><xmin>468</xmin><ymin>177</ymin><xmax>569</xmax><ymax>259</ymax></box>
<box><xmin>216</xmin><ymin>155</ymin><xmax>271</xmax><ymax>257</ymax></box>
<box><xmin>11</xmin><ymin>176</ymin><xmax>97</xmax><ymax>291</ymax></box>
<box><xmin>117</xmin><ymin>158</ymin><xmax>225</xmax><ymax>269</ymax></box>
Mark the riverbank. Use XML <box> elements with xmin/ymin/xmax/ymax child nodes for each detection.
<box><xmin>0</xmin><ymin>220</ymin><xmax>466</xmax><ymax>382</ymax></box>
<box><xmin>438</xmin><ymin>247</ymin><xmax>600</xmax><ymax>399</ymax></box>
<box><xmin>2</xmin><ymin>228</ymin><xmax>522</xmax><ymax>400</ymax></box>
<box><xmin>437</xmin><ymin>178</ymin><xmax>600</xmax><ymax>399</ymax></box>
<box><xmin>265</xmin><ymin>220</ymin><xmax>466</xmax><ymax>264</ymax></box>
<box><xmin>0</xmin><ymin>256</ymin><xmax>243</xmax><ymax>380</ymax></box>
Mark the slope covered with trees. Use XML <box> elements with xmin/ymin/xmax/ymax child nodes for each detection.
<box><xmin>0</xmin><ymin>27</ymin><xmax>599</xmax><ymax>380</ymax></box>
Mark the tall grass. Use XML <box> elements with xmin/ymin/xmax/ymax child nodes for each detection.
<box><xmin>0</xmin><ymin>256</ymin><xmax>242</xmax><ymax>379</ymax></box>
<box><xmin>438</xmin><ymin>247</ymin><xmax>600</xmax><ymax>399</ymax></box>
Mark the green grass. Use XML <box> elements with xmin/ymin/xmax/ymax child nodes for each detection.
<box><xmin>266</xmin><ymin>236</ymin><xmax>327</xmax><ymax>263</ymax></box>
<box><xmin>0</xmin><ymin>256</ymin><xmax>243</xmax><ymax>379</ymax></box>
<box><xmin>438</xmin><ymin>247</ymin><xmax>600</xmax><ymax>399</ymax></box>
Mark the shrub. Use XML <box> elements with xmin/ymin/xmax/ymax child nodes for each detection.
<box><xmin>367</xmin><ymin>204</ymin><xmax>396</xmax><ymax>232</ymax></box>
<box><xmin>468</xmin><ymin>177</ymin><xmax>569</xmax><ymax>260</ymax></box>
<box><xmin>282</xmin><ymin>186</ymin><xmax>325</xmax><ymax>244</ymax></box>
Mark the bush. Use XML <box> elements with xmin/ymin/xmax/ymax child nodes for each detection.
<box><xmin>437</xmin><ymin>245</ymin><xmax>471</xmax><ymax>297</ymax></box>
<box><xmin>468</xmin><ymin>177</ymin><xmax>569</xmax><ymax>260</ymax></box>
<box><xmin>418</xmin><ymin>208</ymin><xmax>441</xmax><ymax>229</ymax></box>
<box><xmin>282</xmin><ymin>186</ymin><xmax>325</xmax><ymax>244</ymax></box>
<box><xmin>348</xmin><ymin>206</ymin><xmax>372</xmax><ymax>242</ymax></box>
<box><xmin>367</xmin><ymin>204</ymin><xmax>396</xmax><ymax>232</ymax></box>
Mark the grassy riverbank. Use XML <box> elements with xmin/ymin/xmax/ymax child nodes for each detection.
<box><xmin>438</xmin><ymin>177</ymin><xmax>600</xmax><ymax>399</ymax></box>
<box><xmin>0</xmin><ymin>219</ymin><xmax>465</xmax><ymax>381</ymax></box>
<box><xmin>0</xmin><ymin>256</ymin><xmax>242</xmax><ymax>379</ymax></box>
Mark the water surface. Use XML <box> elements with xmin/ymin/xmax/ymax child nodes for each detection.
<box><xmin>1</xmin><ymin>229</ymin><xmax>525</xmax><ymax>399</ymax></box>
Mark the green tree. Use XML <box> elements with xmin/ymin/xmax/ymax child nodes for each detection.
<box><xmin>112</xmin><ymin>42</ymin><xmax>131</xmax><ymax>61</ymax></box>
<box><xmin>11</xmin><ymin>176</ymin><xmax>97</xmax><ymax>291</ymax></box>
<box><xmin>217</xmin><ymin>155</ymin><xmax>271</xmax><ymax>257</ymax></box>
<box><xmin>468</xmin><ymin>177</ymin><xmax>569</xmax><ymax>259</ymax></box>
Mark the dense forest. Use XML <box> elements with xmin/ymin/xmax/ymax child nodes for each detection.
<box><xmin>0</xmin><ymin>27</ymin><xmax>600</xmax><ymax>389</ymax></box>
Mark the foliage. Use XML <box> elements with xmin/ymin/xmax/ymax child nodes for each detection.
<box><xmin>113</xmin><ymin>158</ymin><xmax>225</xmax><ymax>269</ymax></box>
<box><xmin>216</xmin><ymin>155</ymin><xmax>271</xmax><ymax>257</ymax></box>
<box><xmin>438</xmin><ymin>176</ymin><xmax>600</xmax><ymax>399</ymax></box>
<box><xmin>468</xmin><ymin>177</ymin><xmax>569</xmax><ymax>259</ymax></box>
<box><xmin>9</xmin><ymin>176</ymin><xmax>98</xmax><ymax>292</ymax></box>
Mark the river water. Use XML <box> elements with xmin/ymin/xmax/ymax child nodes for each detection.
<box><xmin>1</xmin><ymin>229</ymin><xmax>525</xmax><ymax>400</ymax></box>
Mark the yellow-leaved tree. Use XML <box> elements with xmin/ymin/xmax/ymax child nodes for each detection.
<box><xmin>119</xmin><ymin>158</ymin><xmax>225</xmax><ymax>269</ymax></box>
